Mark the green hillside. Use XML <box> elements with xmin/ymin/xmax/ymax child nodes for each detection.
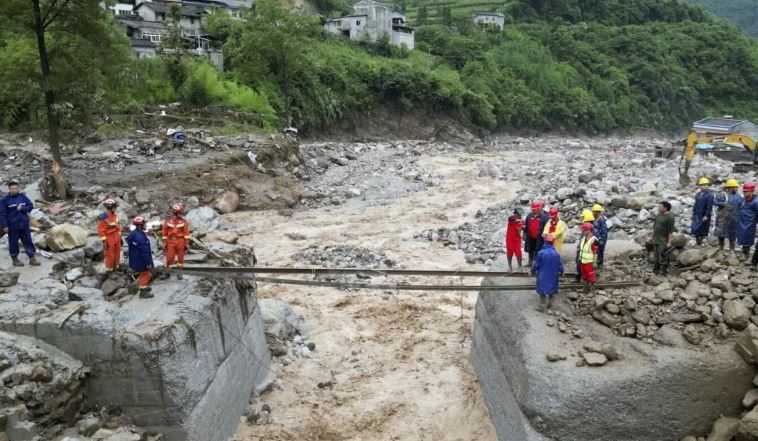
<box><xmin>684</xmin><ymin>0</ymin><xmax>758</xmax><ymax>37</ymax></box>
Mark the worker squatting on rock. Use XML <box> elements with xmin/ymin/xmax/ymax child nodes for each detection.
<box><xmin>524</xmin><ymin>201</ymin><xmax>548</xmax><ymax>266</ymax></box>
<box><xmin>0</xmin><ymin>181</ymin><xmax>40</xmax><ymax>267</ymax></box>
<box><xmin>691</xmin><ymin>177</ymin><xmax>715</xmax><ymax>246</ymax></box>
<box><xmin>97</xmin><ymin>198</ymin><xmax>122</xmax><ymax>272</ymax></box>
<box><xmin>127</xmin><ymin>216</ymin><xmax>154</xmax><ymax>298</ymax></box>
<box><xmin>714</xmin><ymin>179</ymin><xmax>742</xmax><ymax>252</ymax></box>
<box><xmin>162</xmin><ymin>203</ymin><xmax>190</xmax><ymax>280</ymax></box>
<box><xmin>531</xmin><ymin>234</ymin><xmax>563</xmax><ymax>312</ymax></box>
<box><xmin>505</xmin><ymin>208</ymin><xmax>524</xmax><ymax>271</ymax></box>
<box><xmin>651</xmin><ymin>201</ymin><xmax>675</xmax><ymax>275</ymax></box>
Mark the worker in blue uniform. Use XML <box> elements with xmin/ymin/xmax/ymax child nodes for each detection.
<box><xmin>691</xmin><ymin>177</ymin><xmax>714</xmax><ymax>246</ymax></box>
<box><xmin>0</xmin><ymin>181</ymin><xmax>40</xmax><ymax>267</ymax></box>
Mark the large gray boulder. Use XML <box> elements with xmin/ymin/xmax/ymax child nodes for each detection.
<box><xmin>185</xmin><ymin>206</ymin><xmax>220</xmax><ymax>234</ymax></box>
<box><xmin>46</xmin><ymin>224</ymin><xmax>88</xmax><ymax>252</ymax></box>
<box><xmin>471</xmin><ymin>265</ymin><xmax>754</xmax><ymax>441</ymax></box>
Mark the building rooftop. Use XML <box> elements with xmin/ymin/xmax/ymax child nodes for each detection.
<box><xmin>472</xmin><ymin>11</ymin><xmax>505</xmax><ymax>17</ymax></box>
<box><xmin>693</xmin><ymin>117</ymin><xmax>754</xmax><ymax>129</ymax></box>
<box><xmin>134</xmin><ymin>2</ymin><xmax>203</xmax><ymax>18</ymax></box>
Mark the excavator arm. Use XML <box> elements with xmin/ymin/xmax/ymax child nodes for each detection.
<box><xmin>678</xmin><ymin>132</ymin><xmax>758</xmax><ymax>186</ymax></box>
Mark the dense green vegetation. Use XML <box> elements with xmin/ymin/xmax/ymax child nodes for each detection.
<box><xmin>3</xmin><ymin>0</ymin><xmax>758</xmax><ymax>135</ymax></box>
<box><xmin>684</xmin><ymin>0</ymin><xmax>758</xmax><ymax>37</ymax></box>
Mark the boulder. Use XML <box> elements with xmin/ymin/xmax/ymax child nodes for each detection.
<box><xmin>707</xmin><ymin>416</ymin><xmax>740</xmax><ymax>441</ymax></box>
<box><xmin>83</xmin><ymin>237</ymin><xmax>104</xmax><ymax>259</ymax></box>
<box><xmin>213</xmin><ymin>191</ymin><xmax>239</xmax><ymax>214</ymax></box>
<box><xmin>742</xmin><ymin>409</ymin><xmax>758</xmax><ymax>438</ymax></box>
<box><xmin>682</xmin><ymin>324</ymin><xmax>701</xmax><ymax>345</ymax></box>
<box><xmin>743</xmin><ymin>389</ymin><xmax>758</xmax><ymax>409</ymax></box>
<box><xmin>671</xmin><ymin>234</ymin><xmax>688</xmax><ymax>247</ymax></box>
<box><xmin>583</xmin><ymin>352</ymin><xmax>608</xmax><ymax>366</ymax></box>
<box><xmin>478</xmin><ymin>164</ymin><xmax>501</xmax><ymax>178</ymax></box>
<box><xmin>185</xmin><ymin>207</ymin><xmax>220</xmax><ymax>234</ymax></box>
<box><xmin>677</xmin><ymin>249</ymin><xmax>707</xmax><ymax>266</ymax></box>
<box><xmin>0</xmin><ymin>272</ymin><xmax>19</xmax><ymax>288</ymax></box>
<box><xmin>207</xmin><ymin>231</ymin><xmax>239</xmax><ymax>245</ymax></box>
<box><xmin>710</xmin><ymin>273</ymin><xmax>732</xmax><ymax>292</ymax></box>
<box><xmin>134</xmin><ymin>189</ymin><xmax>150</xmax><ymax>205</ymax></box>
<box><xmin>725</xmin><ymin>300</ymin><xmax>751</xmax><ymax>330</ymax></box>
<box><xmin>737</xmin><ymin>324</ymin><xmax>758</xmax><ymax>364</ymax></box>
<box><xmin>46</xmin><ymin>224</ymin><xmax>88</xmax><ymax>252</ymax></box>
<box><xmin>259</xmin><ymin>298</ymin><xmax>304</xmax><ymax>341</ymax></box>
<box><xmin>610</xmin><ymin>198</ymin><xmax>627</xmax><ymax>208</ymax></box>
<box><xmin>583</xmin><ymin>341</ymin><xmax>619</xmax><ymax>360</ymax></box>
<box><xmin>68</xmin><ymin>287</ymin><xmax>105</xmax><ymax>302</ymax></box>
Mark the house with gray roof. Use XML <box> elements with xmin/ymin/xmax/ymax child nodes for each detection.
<box><xmin>693</xmin><ymin>117</ymin><xmax>758</xmax><ymax>140</ymax></box>
<box><xmin>472</xmin><ymin>11</ymin><xmax>505</xmax><ymax>30</ymax></box>
<box><xmin>325</xmin><ymin>0</ymin><xmax>415</xmax><ymax>49</ymax></box>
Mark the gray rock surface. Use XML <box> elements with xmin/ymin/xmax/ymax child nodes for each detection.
<box><xmin>471</xmin><ymin>268</ymin><xmax>754</xmax><ymax>441</ymax></box>
<box><xmin>46</xmin><ymin>224</ymin><xmax>88</xmax><ymax>252</ymax></box>
<box><xmin>185</xmin><ymin>207</ymin><xmax>220</xmax><ymax>233</ymax></box>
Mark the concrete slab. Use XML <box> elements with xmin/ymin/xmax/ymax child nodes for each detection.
<box><xmin>470</xmin><ymin>260</ymin><xmax>754</xmax><ymax>441</ymax></box>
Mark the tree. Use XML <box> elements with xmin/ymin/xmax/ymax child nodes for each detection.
<box><xmin>0</xmin><ymin>0</ymin><xmax>124</xmax><ymax>199</ymax></box>
<box><xmin>441</xmin><ymin>6</ymin><xmax>453</xmax><ymax>26</ymax></box>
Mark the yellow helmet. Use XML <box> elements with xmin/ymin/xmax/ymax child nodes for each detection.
<box><xmin>725</xmin><ymin>179</ymin><xmax>739</xmax><ymax>188</ymax></box>
<box><xmin>697</xmin><ymin>177</ymin><xmax>710</xmax><ymax>185</ymax></box>
<box><xmin>591</xmin><ymin>204</ymin><xmax>603</xmax><ymax>212</ymax></box>
<box><xmin>581</xmin><ymin>209</ymin><xmax>595</xmax><ymax>222</ymax></box>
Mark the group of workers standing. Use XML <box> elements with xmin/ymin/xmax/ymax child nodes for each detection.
<box><xmin>0</xmin><ymin>179</ymin><xmax>190</xmax><ymax>299</ymax></box>
<box><xmin>506</xmin><ymin>202</ymin><xmax>608</xmax><ymax>312</ymax></box>
<box><xmin>98</xmin><ymin>199</ymin><xmax>191</xmax><ymax>298</ymax></box>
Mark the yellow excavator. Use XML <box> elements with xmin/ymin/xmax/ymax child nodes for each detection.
<box><xmin>678</xmin><ymin>132</ymin><xmax>758</xmax><ymax>186</ymax></box>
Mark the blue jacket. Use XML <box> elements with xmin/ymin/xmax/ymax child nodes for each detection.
<box><xmin>524</xmin><ymin>211</ymin><xmax>550</xmax><ymax>252</ymax></box>
<box><xmin>691</xmin><ymin>189</ymin><xmax>714</xmax><ymax>236</ymax></box>
<box><xmin>0</xmin><ymin>193</ymin><xmax>33</xmax><ymax>230</ymax></box>
<box><xmin>127</xmin><ymin>229</ymin><xmax>154</xmax><ymax>272</ymax></box>
<box><xmin>531</xmin><ymin>243</ymin><xmax>563</xmax><ymax>295</ymax></box>
<box><xmin>592</xmin><ymin>215</ymin><xmax>609</xmax><ymax>245</ymax></box>
<box><xmin>738</xmin><ymin>197</ymin><xmax>758</xmax><ymax>247</ymax></box>
<box><xmin>714</xmin><ymin>192</ymin><xmax>742</xmax><ymax>239</ymax></box>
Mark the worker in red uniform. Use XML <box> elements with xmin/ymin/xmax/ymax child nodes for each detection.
<box><xmin>97</xmin><ymin>198</ymin><xmax>122</xmax><ymax>272</ymax></box>
<box><xmin>577</xmin><ymin>222</ymin><xmax>599</xmax><ymax>294</ymax></box>
<box><xmin>505</xmin><ymin>207</ymin><xmax>524</xmax><ymax>271</ymax></box>
<box><xmin>162</xmin><ymin>203</ymin><xmax>190</xmax><ymax>279</ymax></box>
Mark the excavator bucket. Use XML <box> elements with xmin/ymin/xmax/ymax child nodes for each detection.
<box><xmin>678</xmin><ymin>171</ymin><xmax>691</xmax><ymax>187</ymax></box>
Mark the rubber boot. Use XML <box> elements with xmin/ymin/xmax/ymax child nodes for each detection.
<box><xmin>28</xmin><ymin>255</ymin><xmax>40</xmax><ymax>266</ymax></box>
<box><xmin>744</xmin><ymin>246</ymin><xmax>751</xmax><ymax>259</ymax></box>
<box><xmin>589</xmin><ymin>282</ymin><xmax>596</xmax><ymax>295</ymax></box>
<box><xmin>11</xmin><ymin>257</ymin><xmax>24</xmax><ymax>267</ymax></box>
<box><xmin>507</xmin><ymin>256</ymin><xmax>513</xmax><ymax>272</ymax></box>
<box><xmin>583</xmin><ymin>280</ymin><xmax>590</xmax><ymax>294</ymax></box>
<box><xmin>176</xmin><ymin>272</ymin><xmax>184</xmax><ymax>280</ymax></box>
<box><xmin>718</xmin><ymin>237</ymin><xmax>725</xmax><ymax>251</ymax></box>
<box><xmin>517</xmin><ymin>259</ymin><xmax>523</xmax><ymax>270</ymax></box>
<box><xmin>537</xmin><ymin>296</ymin><xmax>546</xmax><ymax>312</ymax></box>
<box><xmin>730</xmin><ymin>240</ymin><xmax>736</xmax><ymax>252</ymax></box>
<box><xmin>653</xmin><ymin>263</ymin><xmax>661</xmax><ymax>275</ymax></box>
<box><xmin>546</xmin><ymin>295</ymin><xmax>554</xmax><ymax>310</ymax></box>
<box><xmin>752</xmin><ymin>250</ymin><xmax>758</xmax><ymax>267</ymax></box>
<box><xmin>660</xmin><ymin>264</ymin><xmax>669</xmax><ymax>276</ymax></box>
<box><xmin>696</xmin><ymin>236</ymin><xmax>703</xmax><ymax>246</ymax></box>
<box><xmin>139</xmin><ymin>287</ymin><xmax>154</xmax><ymax>299</ymax></box>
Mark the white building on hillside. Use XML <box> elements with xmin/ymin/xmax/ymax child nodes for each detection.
<box><xmin>325</xmin><ymin>0</ymin><xmax>415</xmax><ymax>49</ymax></box>
<box><xmin>472</xmin><ymin>11</ymin><xmax>505</xmax><ymax>30</ymax></box>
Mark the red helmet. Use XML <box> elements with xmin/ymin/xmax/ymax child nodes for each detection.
<box><xmin>531</xmin><ymin>201</ymin><xmax>541</xmax><ymax>210</ymax></box>
<box><xmin>171</xmin><ymin>203</ymin><xmax>184</xmax><ymax>215</ymax></box>
<box><xmin>132</xmin><ymin>216</ymin><xmax>146</xmax><ymax>227</ymax></box>
<box><xmin>548</xmin><ymin>208</ymin><xmax>559</xmax><ymax>217</ymax></box>
<box><xmin>103</xmin><ymin>198</ymin><xmax>118</xmax><ymax>208</ymax></box>
<box><xmin>581</xmin><ymin>222</ymin><xmax>593</xmax><ymax>231</ymax></box>
<box><xmin>744</xmin><ymin>182</ymin><xmax>756</xmax><ymax>192</ymax></box>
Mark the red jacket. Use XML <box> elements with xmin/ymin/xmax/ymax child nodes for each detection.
<box><xmin>506</xmin><ymin>216</ymin><xmax>524</xmax><ymax>252</ymax></box>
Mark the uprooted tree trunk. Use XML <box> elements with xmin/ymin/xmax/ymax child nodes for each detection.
<box><xmin>31</xmin><ymin>0</ymin><xmax>67</xmax><ymax>199</ymax></box>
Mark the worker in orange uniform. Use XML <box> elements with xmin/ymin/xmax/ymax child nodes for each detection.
<box><xmin>162</xmin><ymin>203</ymin><xmax>190</xmax><ymax>280</ymax></box>
<box><xmin>127</xmin><ymin>216</ymin><xmax>154</xmax><ymax>298</ymax></box>
<box><xmin>97</xmin><ymin>198</ymin><xmax>122</xmax><ymax>272</ymax></box>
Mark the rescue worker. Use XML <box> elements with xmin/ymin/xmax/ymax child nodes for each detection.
<box><xmin>127</xmin><ymin>216</ymin><xmax>154</xmax><ymax>298</ymax></box>
<box><xmin>542</xmin><ymin>208</ymin><xmax>568</xmax><ymax>252</ymax></box>
<box><xmin>737</xmin><ymin>182</ymin><xmax>758</xmax><ymax>265</ymax></box>
<box><xmin>0</xmin><ymin>181</ymin><xmax>40</xmax><ymax>266</ymax></box>
<box><xmin>577</xmin><ymin>222</ymin><xmax>599</xmax><ymax>294</ymax></box>
<box><xmin>505</xmin><ymin>207</ymin><xmax>524</xmax><ymax>272</ymax></box>
<box><xmin>162</xmin><ymin>203</ymin><xmax>190</xmax><ymax>279</ymax></box>
<box><xmin>574</xmin><ymin>210</ymin><xmax>596</xmax><ymax>282</ymax></box>
<box><xmin>531</xmin><ymin>234</ymin><xmax>563</xmax><ymax>312</ymax></box>
<box><xmin>97</xmin><ymin>198</ymin><xmax>122</xmax><ymax>272</ymax></box>
<box><xmin>651</xmin><ymin>201</ymin><xmax>675</xmax><ymax>275</ymax></box>
<box><xmin>691</xmin><ymin>177</ymin><xmax>714</xmax><ymax>245</ymax></box>
<box><xmin>591</xmin><ymin>204</ymin><xmax>608</xmax><ymax>269</ymax></box>
<box><xmin>524</xmin><ymin>201</ymin><xmax>549</xmax><ymax>266</ymax></box>
<box><xmin>714</xmin><ymin>179</ymin><xmax>742</xmax><ymax>253</ymax></box>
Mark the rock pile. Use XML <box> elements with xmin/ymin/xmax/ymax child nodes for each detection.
<box><xmin>0</xmin><ymin>331</ymin><xmax>88</xmax><ymax>441</ymax></box>
<box><xmin>292</xmin><ymin>245</ymin><xmax>396</xmax><ymax>269</ymax></box>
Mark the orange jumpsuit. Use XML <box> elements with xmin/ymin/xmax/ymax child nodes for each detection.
<box><xmin>97</xmin><ymin>212</ymin><xmax>121</xmax><ymax>271</ymax></box>
<box><xmin>162</xmin><ymin>216</ymin><xmax>190</xmax><ymax>269</ymax></box>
